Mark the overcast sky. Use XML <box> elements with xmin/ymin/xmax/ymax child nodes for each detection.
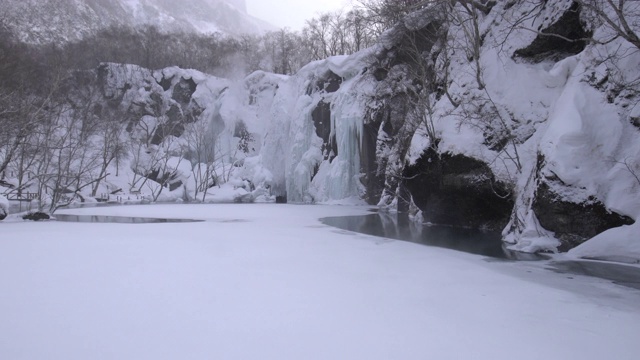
<box><xmin>246</xmin><ymin>0</ymin><xmax>355</xmax><ymax>30</ymax></box>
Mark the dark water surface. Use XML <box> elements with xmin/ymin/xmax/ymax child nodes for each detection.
<box><xmin>321</xmin><ymin>213</ymin><xmax>542</xmax><ymax>260</ymax></box>
<box><xmin>321</xmin><ymin>212</ymin><xmax>640</xmax><ymax>289</ymax></box>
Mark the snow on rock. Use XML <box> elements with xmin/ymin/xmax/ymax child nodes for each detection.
<box><xmin>196</xmin><ymin>182</ymin><xmax>253</xmax><ymax>203</ymax></box>
<box><xmin>506</xmin><ymin>211</ymin><xmax>560</xmax><ymax>254</ymax></box>
<box><xmin>539</xmin><ymin>62</ymin><xmax>623</xmax><ymax>203</ymax></box>
<box><xmin>34</xmin><ymin>62</ymin><xmax>285</xmax><ymax>206</ymax></box>
<box><xmin>0</xmin><ymin>195</ymin><xmax>8</xmax><ymax>220</ymax></box>
<box><xmin>569</xmin><ymin>223</ymin><xmax>640</xmax><ymax>264</ymax></box>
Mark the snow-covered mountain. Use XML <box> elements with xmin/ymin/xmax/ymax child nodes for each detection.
<box><xmin>0</xmin><ymin>0</ymin><xmax>274</xmax><ymax>44</ymax></box>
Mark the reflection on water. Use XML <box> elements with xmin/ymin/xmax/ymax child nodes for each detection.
<box><xmin>54</xmin><ymin>214</ymin><xmax>202</xmax><ymax>224</ymax></box>
<box><xmin>321</xmin><ymin>213</ymin><xmax>543</xmax><ymax>260</ymax></box>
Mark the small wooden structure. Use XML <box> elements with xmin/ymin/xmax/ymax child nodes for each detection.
<box><xmin>5</xmin><ymin>193</ymin><xmax>38</xmax><ymax>202</ymax></box>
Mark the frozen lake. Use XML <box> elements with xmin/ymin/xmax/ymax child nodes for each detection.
<box><xmin>1</xmin><ymin>204</ymin><xmax>639</xmax><ymax>360</ymax></box>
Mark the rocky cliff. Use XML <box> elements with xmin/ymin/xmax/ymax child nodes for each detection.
<box><xmin>244</xmin><ymin>0</ymin><xmax>639</xmax><ymax>259</ymax></box>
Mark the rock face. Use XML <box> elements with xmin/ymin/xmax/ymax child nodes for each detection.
<box><xmin>90</xmin><ymin>64</ymin><xmax>207</xmax><ymax>147</ymax></box>
<box><xmin>533</xmin><ymin>181</ymin><xmax>635</xmax><ymax>251</ymax></box>
<box><xmin>311</xmin><ymin>101</ymin><xmax>337</xmax><ymax>161</ymax></box>
<box><xmin>404</xmin><ymin>150</ymin><xmax>514</xmax><ymax>230</ymax></box>
<box><xmin>360</xmin><ymin>117</ymin><xmax>387</xmax><ymax>205</ymax></box>
<box><xmin>368</xmin><ymin>9</ymin><xmax>446</xmax><ymax>209</ymax></box>
<box><xmin>513</xmin><ymin>1</ymin><xmax>591</xmax><ymax>62</ymax></box>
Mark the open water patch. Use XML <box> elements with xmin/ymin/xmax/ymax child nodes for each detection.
<box><xmin>54</xmin><ymin>214</ymin><xmax>203</xmax><ymax>224</ymax></box>
<box><xmin>321</xmin><ymin>213</ymin><xmax>544</xmax><ymax>260</ymax></box>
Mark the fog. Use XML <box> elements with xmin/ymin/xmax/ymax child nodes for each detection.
<box><xmin>246</xmin><ymin>0</ymin><xmax>353</xmax><ymax>30</ymax></box>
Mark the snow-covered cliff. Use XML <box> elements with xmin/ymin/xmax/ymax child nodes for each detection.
<box><xmin>242</xmin><ymin>0</ymin><xmax>640</xmax><ymax>260</ymax></box>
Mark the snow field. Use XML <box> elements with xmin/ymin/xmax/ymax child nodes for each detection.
<box><xmin>1</xmin><ymin>204</ymin><xmax>639</xmax><ymax>360</ymax></box>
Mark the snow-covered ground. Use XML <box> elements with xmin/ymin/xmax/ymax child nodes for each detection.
<box><xmin>1</xmin><ymin>204</ymin><xmax>639</xmax><ymax>359</ymax></box>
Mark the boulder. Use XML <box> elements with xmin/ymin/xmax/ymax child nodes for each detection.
<box><xmin>23</xmin><ymin>212</ymin><xmax>51</xmax><ymax>221</ymax></box>
<box><xmin>533</xmin><ymin>181</ymin><xmax>635</xmax><ymax>251</ymax></box>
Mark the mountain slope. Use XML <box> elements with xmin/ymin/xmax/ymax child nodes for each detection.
<box><xmin>0</xmin><ymin>0</ymin><xmax>274</xmax><ymax>44</ymax></box>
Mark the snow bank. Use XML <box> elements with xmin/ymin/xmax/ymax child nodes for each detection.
<box><xmin>0</xmin><ymin>195</ymin><xmax>8</xmax><ymax>219</ymax></box>
<box><xmin>569</xmin><ymin>223</ymin><xmax>640</xmax><ymax>264</ymax></box>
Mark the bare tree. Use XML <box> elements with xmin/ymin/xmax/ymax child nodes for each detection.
<box><xmin>357</xmin><ymin>0</ymin><xmax>426</xmax><ymax>30</ymax></box>
<box><xmin>144</xmin><ymin>135</ymin><xmax>186</xmax><ymax>202</ymax></box>
<box><xmin>346</xmin><ymin>8</ymin><xmax>377</xmax><ymax>52</ymax></box>
<box><xmin>305</xmin><ymin>14</ymin><xmax>333</xmax><ymax>59</ymax></box>
<box><xmin>183</xmin><ymin>119</ymin><xmax>220</xmax><ymax>201</ymax></box>
<box><xmin>28</xmin><ymin>103</ymin><xmax>108</xmax><ymax>213</ymax></box>
<box><xmin>0</xmin><ymin>39</ymin><xmax>64</xmax><ymax>178</ymax></box>
<box><xmin>90</xmin><ymin>114</ymin><xmax>128</xmax><ymax>196</ymax></box>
